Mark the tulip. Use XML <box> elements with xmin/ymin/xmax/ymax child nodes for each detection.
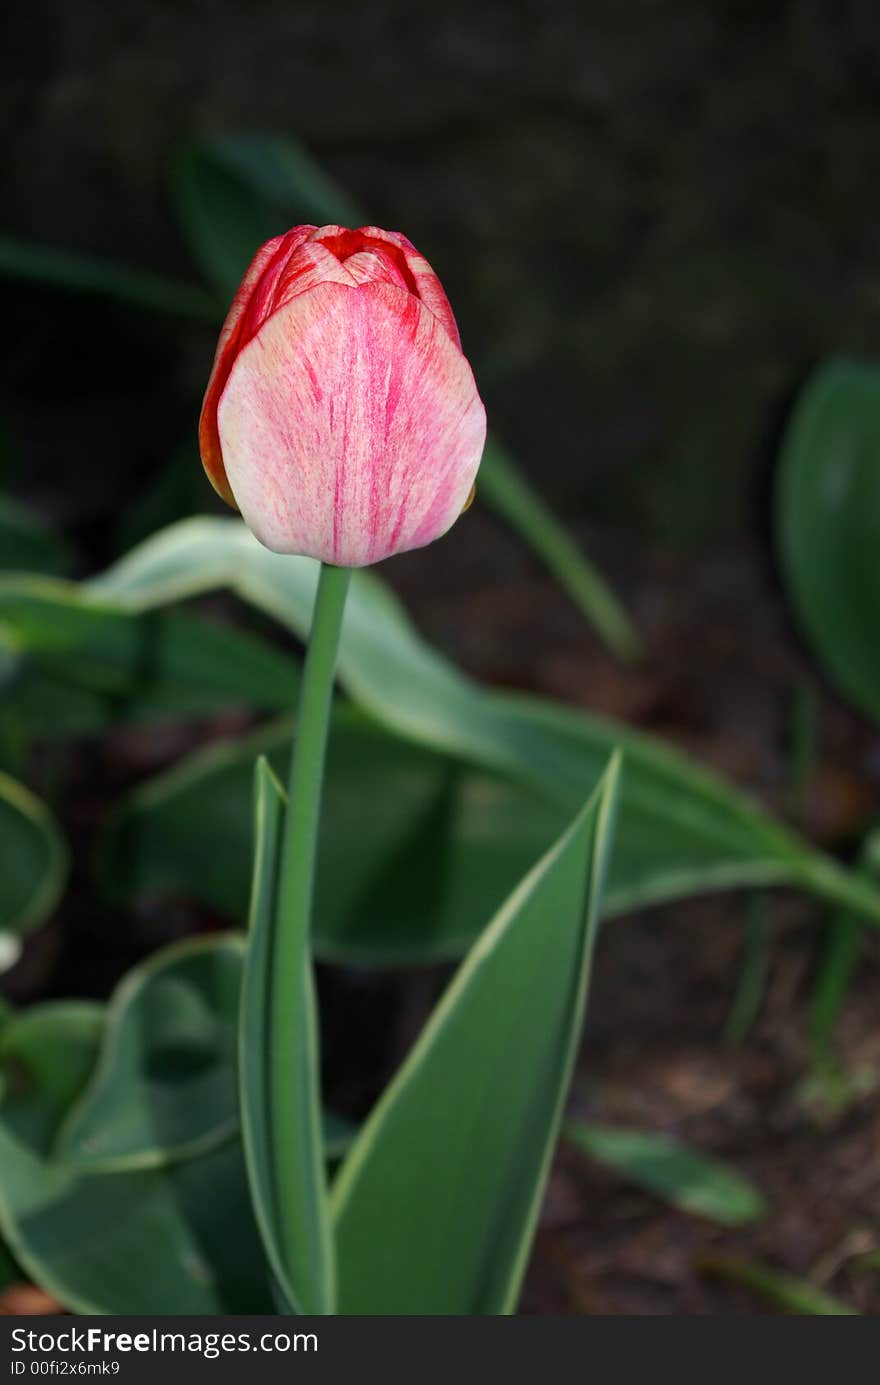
<box><xmin>199</xmin><ymin>224</ymin><xmax>486</xmax><ymax>567</ymax></box>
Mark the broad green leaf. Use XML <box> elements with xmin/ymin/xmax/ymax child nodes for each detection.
<box><xmin>0</xmin><ymin>235</ymin><xmax>216</xmax><ymax>321</ymax></box>
<box><xmin>174</xmin><ymin>132</ymin><xmax>639</xmax><ymax>657</ymax></box>
<box><xmin>0</xmin><ymin>573</ymin><xmax>299</xmax><ymax>730</ymax></box>
<box><xmin>239</xmin><ymin>757</ymin><xmax>333</xmax><ymax>1316</ymax></box>
<box><xmin>51</xmin><ymin>928</ymin><xmax>360</xmax><ymax>1176</ymax></box>
<box><xmin>564</xmin><ymin>1121</ymin><xmax>765</xmax><ymax>1226</ymax></box>
<box><xmin>0</xmin><ymin>497</ymin><xmax>72</xmax><ymax>576</ymax></box>
<box><xmin>99</xmin><ymin>709</ymin><xmax>563</xmax><ymax>963</ymax></box>
<box><xmin>0</xmin><ymin>772</ymin><xmax>67</xmax><ymax>973</ymax></box>
<box><xmin>0</xmin><ymin>1002</ymin><xmax>271</xmax><ymax>1314</ymax></box>
<box><xmin>57</xmin><ymin>936</ymin><xmax>245</xmax><ymax>1171</ymax></box>
<box><xmin>331</xmin><ymin>757</ymin><xmax>619</xmax><ymax>1315</ymax></box>
<box><xmin>778</xmin><ymin>360</ymin><xmax>880</xmax><ymax>723</ymax></box>
<box><xmin>700</xmin><ymin>1256</ymin><xmax>857</xmax><ymax>1315</ymax></box>
<box><xmin>87</xmin><ymin>518</ymin><xmax>880</xmax><ymax>943</ymax></box>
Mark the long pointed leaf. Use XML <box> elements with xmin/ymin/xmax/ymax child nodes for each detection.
<box><xmin>331</xmin><ymin>756</ymin><xmax>619</xmax><ymax>1315</ymax></box>
<box><xmin>565</xmin><ymin>1121</ymin><xmax>765</xmax><ymax>1226</ymax></box>
<box><xmin>239</xmin><ymin>758</ymin><xmax>333</xmax><ymax>1314</ymax></box>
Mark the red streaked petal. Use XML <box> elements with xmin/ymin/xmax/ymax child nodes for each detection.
<box><xmin>350</xmin><ymin>226</ymin><xmax>461</xmax><ymax>348</ymax></box>
<box><xmin>216</xmin><ymin>281</ymin><xmax>486</xmax><ymax>566</ymax></box>
<box><xmin>310</xmin><ymin>225</ymin><xmax>461</xmax><ymax>346</ymax></box>
<box><xmin>340</xmin><ymin>249</ymin><xmax>411</xmax><ymax>291</ymax></box>
<box><xmin>198</xmin><ymin>227</ymin><xmax>315</xmax><ymax>505</ymax></box>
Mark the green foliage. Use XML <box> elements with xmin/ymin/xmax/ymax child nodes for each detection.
<box><xmin>174</xmin><ymin>134</ymin><xmax>361</xmax><ymax>301</ymax></box>
<box><xmin>57</xmin><ymin>936</ymin><xmax>245</xmax><ymax>1171</ymax></box>
<box><xmin>0</xmin><ymin>573</ymin><xmax>299</xmax><ymax>732</ymax></box>
<box><xmin>565</xmin><ymin>1121</ymin><xmax>765</xmax><ymax>1226</ymax></box>
<box><xmin>0</xmin><ymin>766</ymin><xmax>618</xmax><ymax>1315</ymax></box>
<box><xmin>35</xmin><ymin>933</ymin><xmax>357</xmax><ymax>1176</ymax></box>
<box><xmin>99</xmin><ymin>709</ymin><xmax>563</xmax><ymax>963</ymax></box>
<box><xmin>478</xmin><ymin>438</ymin><xmax>641</xmax><ymax>660</ymax></box>
<box><xmin>332</xmin><ymin>759</ymin><xmax>618</xmax><ymax>1314</ymax></box>
<box><xmin>778</xmin><ymin>360</ymin><xmax>880</xmax><ymax>724</ymax></box>
<box><xmin>810</xmin><ymin>825</ymin><xmax>880</xmax><ymax>1073</ymax></box>
<box><xmin>700</xmin><ymin>1255</ymin><xmax>857</xmax><ymax>1315</ymax></box>
<box><xmin>778</xmin><ymin>365</ymin><xmax>880</xmax><ymax>1068</ymax></box>
<box><xmin>0</xmin><ymin>771</ymin><xmax>67</xmax><ymax>973</ymax></box>
<box><xmin>0</xmin><ymin>1002</ymin><xmax>271</xmax><ymax>1313</ymax></box>
<box><xmin>88</xmin><ymin>518</ymin><xmax>880</xmax><ymax>956</ymax></box>
<box><xmin>239</xmin><ymin>759</ymin><xmax>332</xmax><ymax>1315</ymax></box>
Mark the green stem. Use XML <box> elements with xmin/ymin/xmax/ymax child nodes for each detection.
<box><xmin>271</xmin><ymin>560</ymin><xmax>350</xmax><ymax>1312</ymax></box>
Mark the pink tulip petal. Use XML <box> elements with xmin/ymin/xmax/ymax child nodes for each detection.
<box><xmin>199</xmin><ymin>226</ymin><xmax>316</xmax><ymax>504</ymax></box>
<box><xmin>216</xmin><ymin>280</ymin><xmax>486</xmax><ymax>566</ymax></box>
<box><xmin>352</xmin><ymin>227</ymin><xmax>461</xmax><ymax>348</ymax></box>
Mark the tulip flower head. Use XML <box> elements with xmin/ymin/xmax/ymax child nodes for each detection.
<box><xmin>199</xmin><ymin>225</ymin><xmax>486</xmax><ymax>566</ymax></box>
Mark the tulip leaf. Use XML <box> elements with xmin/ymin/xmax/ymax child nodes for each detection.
<box><xmin>699</xmin><ymin>1256</ymin><xmax>858</xmax><ymax>1315</ymax></box>
<box><xmin>0</xmin><ymin>1002</ymin><xmax>271</xmax><ymax>1314</ymax></box>
<box><xmin>331</xmin><ymin>757</ymin><xmax>618</xmax><ymax>1314</ymax></box>
<box><xmin>238</xmin><ymin>757</ymin><xmax>332</xmax><ymax>1315</ymax></box>
<box><xmin>0</xmin><ymin>573</ymin><xmax>299</xmax><ymax>731</ymax></box>
<box><xmin>564</xmin><ymin>1121</ymin><xmax>765</xmax><ymax>1226</ymax></box>
<box><xmin>87</xmin><ymin>518</ymin><xmax>880</xmax><ymax>943</ymax></box>
<box><xmin>0</xmin><ymin>771</ymin><xmax>68</xmax><ymax>974</ymax></box>
<box><xmin>99</xmin><ymin>708</ymin><xmax>564</xmax><ymax>964</ymax></box>
<box><xmin>56</xmin><ymin>936</ymin><xmax>245</xmax><ymax>1171</ymax></box>
<box><xmin>174</xmin><ymin>132</ymin><xmax>640</xmax><ymax>659</ymax></box>
<box><xmin>0</xmin><ymin>234</ymin><xmax>217</xmax><ymax>321</ymax></box>
<box><xmin>778</xmin><ymin>359</ymin><xmax>880</xmax><ymax>723</ymax></box>
<box><xmin>48</xmin><ymin>925</ymin><xmax>367</xmax><ymax>1175</ymax></box>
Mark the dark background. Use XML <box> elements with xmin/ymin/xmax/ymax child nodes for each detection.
<box><xmin>4</xmin><ymin>0</ymin><xmax>880</xmax><ymax>1315</ymax></box>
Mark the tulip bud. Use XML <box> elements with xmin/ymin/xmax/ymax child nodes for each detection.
<box><xmin>199</xmin><ymin>225</ymin><xmax>486</xmax><ymax>567</ymax></box>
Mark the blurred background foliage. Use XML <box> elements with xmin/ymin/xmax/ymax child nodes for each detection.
<box><xmin>3</xmin><ymin>0</ymin><xmax>880</xmax><ymax>1316</ymax></box>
